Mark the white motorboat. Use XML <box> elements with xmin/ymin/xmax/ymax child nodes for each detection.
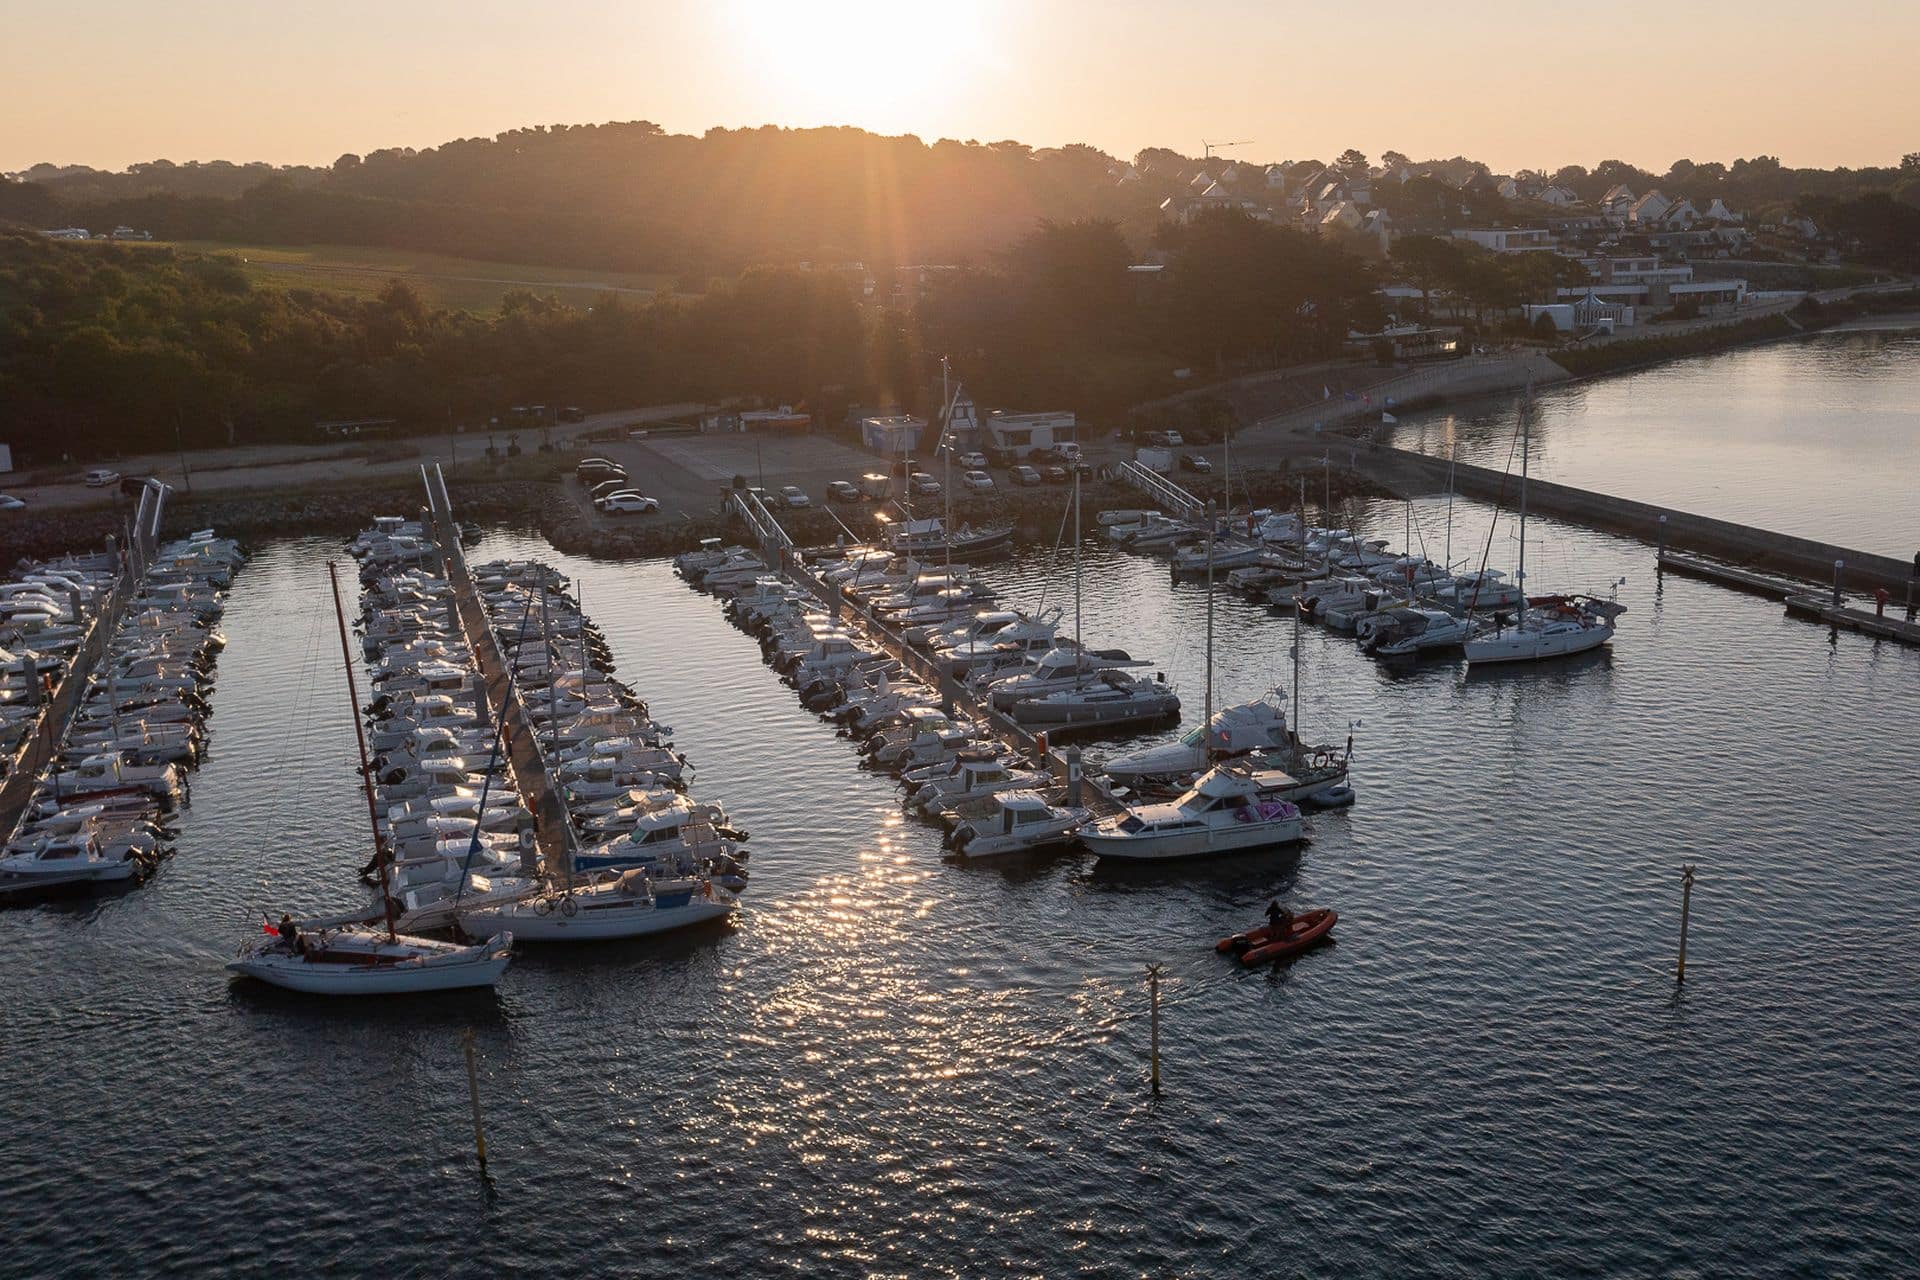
<box><xmin>0</xmin><ymin>831</ymin><xmax>144</xmax><ymax>891</ymax></box>
<box><xmin>985</xmin><ymin>646</ymin><xmax>1148</xmax><ymax>709</ymax></box>
<box><xmin>1433</xmin><ymin>570</ymin><xmax>1524</xmax><ymax>612</ymax></box>
<box><xmin>458</xmin><ymin>871</ymin><xmax>736</xmax><ymax>941</ymax></box>
<box><xmin>911</xmin><ymin>756</ymin><xmax>1050</xmax><ymax>815</ymax></box>
<box><xmin>1101</xmin><ymin>693</ymin><xmax>1292</xmax><ymax>784</ymax></box>
<box><xmin>228</xmin><ymin>923</ymin><xmax>512</xmax><ymax>995</ymax></box>
<box><xmin>1078</xmin><ymin>763</ymin><xmax>1306</xmax><ymax>861</ymax></box>
<box><xmin>1361</xmin><ymin>607</ymin><xmax>1472</xmax><ymax>655</ymax></box>
<box><xmin>1171</xmin><ymin>538</ymin><xmax>1269</xmax><ymax>577</ymax></box>
<box><xmin>950</xmin><ymin>790</ymin><xmax>1089</xmax><ymax>858</ymax></box>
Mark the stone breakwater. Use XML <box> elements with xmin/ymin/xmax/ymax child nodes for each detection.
<box><xmin>4</xmin><ymin>464</ymin><xmax>1392</xmax><ymax>567</ymax></box>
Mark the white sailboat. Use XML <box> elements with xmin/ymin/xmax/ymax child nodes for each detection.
<box><xmin>229</xmin><ymin>562</ymin><xmax>512</xmax><ymax>996</ymax></box>
<box><xmin>1464</xmin><ymin>394</ymin><xmax>1626</xmax><ymax>665</ymax></box>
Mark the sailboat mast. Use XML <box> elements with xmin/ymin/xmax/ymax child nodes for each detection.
<box><xmin>942</xmin><ymin>362</ymin><xmax>954</xmax><ymax>580</ymax></box>
<box><xmin>1517</xmin><ymin>394</ymin><xmax>1530</xmax><ymax>608</ymax></box>
<box><xmin>542</xmin><ymin>577</ymin><xmax>557</xmax><ymax>756</ymax></box>
<box><xmin>328</xmin><ymin>560</ymin><xmax>397</xmax><ymax>939</ymax></box>
<box><xmin>1291</xmin><ymin>592</ymin><xmax>1303</xmax><ymax>760</ymax></box>
<box><xmin>1204</xmin><ymin>499</ymin><xmax>1215</xmax><ymax>759</ymax></box>
<box><xmin>1072</xmin><ymin>465</ymin><xmax>1082</xmax><ymax>649</ymax></box>
<box><xmin>1444</xmin><ymin>445</ymin><xmax>1456</xmax><ymax>571</ymax></box>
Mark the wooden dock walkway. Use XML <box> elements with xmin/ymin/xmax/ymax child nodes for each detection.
<box><xmin>1657</xmin><ymin>552</ymin><xmax>1804</xmax><ymax>600</ymax></box>
<box><xmin>1783</xmin><ymin>595</ymin><xmax>1920</xmax><ymax>645</ymax></box>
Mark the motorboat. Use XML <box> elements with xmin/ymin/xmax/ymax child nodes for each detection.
<box><xmin>910</xmin><ymin>756</ymin><xmax>1051</xmax><ymax>815</ymax></box>
<box><xmin>0</xmin><ymin>831</ymin><xmax>145</xmax><ymax>892</ymax></box>
<box><xmin>950</xmin><ymin>790</ymin><xmax>1088</xmax><ymax>858</ymax></box>
<box><xmin>1078</xmin><ymin>762</ymin><xmax>1306</xmax><ymax>861</ymax></box>
<box><xmin>1360</xmin><ymin>607</ymin><xmax>1472</xmax><ymax>655</ymax></box>
<box><xmin>457</xmin><ymin>871</ymin><xmax>737</xmax><ymax>941</ymax></box>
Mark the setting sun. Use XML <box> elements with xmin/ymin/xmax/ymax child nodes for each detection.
<box><xmin>725</xmin><ymin>0</ymin><xmax>998</xmax><ymax>131</ymax></box>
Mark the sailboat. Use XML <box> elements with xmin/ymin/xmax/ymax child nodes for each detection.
<box><xmin>229</xmin><ymin>562</ymin><xmax>512</xmax><ymax>996</ymax></box>
<box><xmin>1463</xmin><ymin>394</ymin><xmax>1626</xmax><ymax>665</ymax></box>
<box><xmin>1005</xmin><ymin>470</ymin><xmax>1179</xmax><ymax>729</ymax></box>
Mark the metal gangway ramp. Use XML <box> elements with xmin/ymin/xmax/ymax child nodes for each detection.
<box><xmin>1113</xmin><ymin>460</ymin><xmax>1202</xmax><ymax>522</ymax></box>
<box><xmin>729</xmin><ymin>489</ymin><xmax>793</xmax><ymax>562</ymax></box>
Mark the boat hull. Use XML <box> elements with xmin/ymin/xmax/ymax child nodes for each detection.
<box><xmin>461</xmin><ymin>894</ymin><xmax>734</xmax><ymax>941</ymax></box>
<box><xmin>1465</xmin><ymin>622</ymin><xmax>1611</xmax><ymax>665</ymax></box>
<box><xmin>1082</xmin><ymin>815</ymin><xmax>1303</xmax><ymax>861</ymax></box>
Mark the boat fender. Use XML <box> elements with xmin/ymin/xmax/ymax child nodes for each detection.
<box><xmin>561</xmin><ymin>897</ymin><xmax>579</xmax><ymax>916</ymax></box>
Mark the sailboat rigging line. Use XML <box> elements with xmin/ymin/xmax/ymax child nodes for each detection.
<box><xmin>328</xmin><ymin>559</ymin><xmax>398</xmax><ymax>940</ymax></box>
<box><xmin>1465</xmin><ymin>406</ymin><xmax>1527</xmax><ymax>615</ymax></box>
<box><xmin>1031</xmin><ymin>481</ymin><xmax>1075</xmax><ymax>618</ymax></box>
<box><xmin>452</xmin><ymin>582</ymin><xmax>542</xmax><ymax>911</ymax></box>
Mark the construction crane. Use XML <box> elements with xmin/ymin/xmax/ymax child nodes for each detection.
<box><xmin>1202</xmin><ymin>139</ymin><xmax>1253</xmax><ymax>160</ymax></box>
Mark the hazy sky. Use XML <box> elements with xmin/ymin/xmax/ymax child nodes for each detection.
<box><xmin>5</xmin><ymin>0</ymin><xmax>1916</xmax><ymax>174</ymax></box>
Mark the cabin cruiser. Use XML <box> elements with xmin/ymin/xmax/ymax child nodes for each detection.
<box><xmin>1107</xmin><ymin>512</ymin><xmax>1194</xmax><ymax>551</ymax></box>
<box><xmin>909</xmin><ymin>756</ymin><xmax>1051</xmax><ymax>816</ymax></box>
<box><xmin>950</xmin><ymin>790</ymin><xmax>1089</xmax><ymax>859</ymax></box>
<box><xmin>0</xmin><ymin>830</ymin><xmax>146</xmax><ymax>891</ymax></box>
<box><xmin>982</xmin><ymin>646</ymin><xmax>1148</xmax><ymax>710</ymax></box>
<box><xmin>1171</xmin><ymin>538</ymin><xmax>1271</xmax><ymax>577</ymax></box>
<box><xmin>1359</xmin><ymin>607</ymin><xmax>1471</xmax><ymax>655</ymax></box>
<box><xmin>1432</xmin><ymin>570</ymin><xmax>1524</xmax><ymax>612</ymax></box>
<box><xmin>457</xmin><ymin>871</ymin><xmax>736</xmax><ymax>941</ymax></box>
<box><xmin>1078</xmin><ymin>763</ymin><xmax>1306</xmax><ymax>861</ymax></box>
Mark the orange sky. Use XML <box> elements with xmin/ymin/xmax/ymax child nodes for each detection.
<box><xmin>4</xmin><ymin>0</ymin><xmax>1916</xmax><ymax>174</ymax></box>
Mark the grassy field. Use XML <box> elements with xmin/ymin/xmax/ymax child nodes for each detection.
<box><xmin>129</xmin><ymin>241</ymin><xmax>682</xmax><ymax>312</ymax></box>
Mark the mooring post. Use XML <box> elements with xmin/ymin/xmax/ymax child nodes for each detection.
<box><xmin>1676</xmin><ymin>865</ymin><xmax>1696</xmax><ymax>986</ymax></box>
<box><xmin>1656</xmin><ymin>514</ymin><xmax>1668</xmax><ymax>568</ymax></box>
<box><xmin>1832</xmin><ymin>559</ymin><xmax>1844</xmax><ymax>609</ymax></box>
<box><xmin>463</xmin><ymin>1028</ymin><xmax>488</xmax><ymax>1171</ymax></box>
<box><xmin>1146</xmin><ymin>963</ymin><xmax>1163</xmax><ymax>1095</ymax></box>
<box><xmin>1066</xmin><ymin>745</ymin><xmax>1082</xmax><ymax>807</ymax></box>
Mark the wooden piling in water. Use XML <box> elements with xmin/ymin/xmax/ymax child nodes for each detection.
<box><xmin>1676</xmin><ymin>865</ymin><xmax>1695</xmax><ymax>986</ymax></box>
<box><xmin>463</xmin><ymin>1028</ymin><xmax>488</xmax><ymax>1171</ymax></box>
<box><xmin>1146</xmin><ymin>963</ymin><xmax>1163</xmax><ymax>1095</ymax></box>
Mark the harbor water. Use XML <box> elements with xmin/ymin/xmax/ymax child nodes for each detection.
<box><xmin>4</xmin><ymin>496</ymin><xmax>1919</xmax><ymax>1276</ymax></box>
<box><xmin>1384</xmin><ymin>323</ymin><xmax>1920</xmax><ymax>559</ymax></box>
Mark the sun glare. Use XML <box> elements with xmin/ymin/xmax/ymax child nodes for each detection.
<box><xmin>727</xmin><ymin>0</ymin><xmax>992</xmax><ymax>129</ymax></box>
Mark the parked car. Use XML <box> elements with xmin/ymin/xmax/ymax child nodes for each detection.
<box><xmin>959</xmin><ymin>452</ymin><xmax>988</xmax><ymax>470</ymax></box>
<box><xmin>0</xmin><ymin>494</ymin><xmax>25</xmax><ymax>511</ymax></box>
<box><xmin>1042</xmin><ymin>465</ymin><xmax>1069</xmax><ymax>485</ymax></box>
<box><xmin>910</xmin><ymin>473</ymin><xmax>942</xmax><ymax>497</ymax></box>
<box><xmin>557</xmin><ymin>406</ymin><xmax>586</xmax><ymax>423</ymax></box>
<box><xmin>1180</xmin><ymin>453</ymin><xmax>1213</xmax><ymax>474</ymax></box>
<box><xmin>1143</xmin><ymin>430</ymin><xmax>1185</xmax><ymax>448</ymax></box>
<box><xmin>1026</xmin><ymin>446</ymin><xmax>1062</xmax><ymax>465</ymax></box>
<box><xmin>1056</xmin><ymin>442</ymin><xmax>1083</xmax><ymax>463</ymax></box>
<box><xmin>826</xmin><ymin>480</ymin><xmax>861</xmax><ymax>504</ymax></box>
<box><xmin>83</xmin><ymin>468</ymin><xmax>121</xmax><ymax>488</ymax></box>
<box><xmin>1011</xmin><ymin>464</ymin><xmax>1043</xmax><ymax>487</ymax></box>
<box><xmin>597</xmin><ymin>493</ymin><xmax>660</xmax><ymax>515</ymax></box>
<box><xmin>779</xmin><ymin>484</ymin><xmax>811</xmax><ymax>509</ymax></box>
<box><xmin>588</xmin><ymin>478</ymin><xmax>630</xmax><ymax>500</ymax></box>
<box><xmin>962</xmin><ymin>470</ymin><xmax>994</xmax><ymax>493</ymax></box>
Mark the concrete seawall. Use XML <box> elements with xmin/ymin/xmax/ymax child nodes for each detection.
<box><xmin>1351</xmin><ymin>441</ymin><xmax>1917</xmax><ymax>595</ymax></box>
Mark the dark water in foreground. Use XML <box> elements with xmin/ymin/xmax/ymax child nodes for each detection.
<box><xmin>4</xmin><ymin>500</ymin><xmax>1919</xmax><ymax>1277</ymax></box>
<box><xmin>1385</xmin><ymin>324</ymin><xmax>1920</xmax><ymax>559</ymax></box>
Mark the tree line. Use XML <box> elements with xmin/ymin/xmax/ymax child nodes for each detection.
<box><xmin>0</xmin><ymin>210</ymin><xmax>1383</xmax><ymax>461</ymax></box>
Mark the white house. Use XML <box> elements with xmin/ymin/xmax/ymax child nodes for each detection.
<box><xmin>1703</xmin><ymin>197</ymin><xmax>1741</xmax><ymax>222</ymax></box>
<box><xmin>1264</xmin><ymin>163</ymin><xmax>1289</xmax><ymax>191</ymax></box>
<box><xmin>1628</xmin><ymin>190</ymin><xmax>1674</xmax><ymax>225</ymax></box>
<box><xmin>1658</xmin><ymin>198</ymin><xmax>1699</xmax><ymax>229</ymax></box>
<box><xmin>1600</xmin><ymin>184</ymin><xmax>1636</xmax><ymax>218</ymax></box>
<box><xmin>1452</xmin><ymin>227</ymin><xmax>1556</xmax><ymax>252</ymax></box>
<box><xmin>1539</xmin><ymin>184</ymin><xmax>1578</xmax><ymax>207</ymax></box>
<box><xmin>1319</xmin><ymin>201</ymin><xmax>1364</xmax><ymax>233</ymax></box>
<box><xmin>1188</xmin><ymin>171</ymin><xmax>1213</xmax><ymax>193</ymax></box>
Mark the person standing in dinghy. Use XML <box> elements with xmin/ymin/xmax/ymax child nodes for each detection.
<box><xmin>1266</xmin><ymin>899</ymin><xmax>1291</xmax><ymax>937</ymax></box>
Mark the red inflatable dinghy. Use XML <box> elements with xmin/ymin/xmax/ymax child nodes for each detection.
<box><xmin>1216</xmin><ymin>908</ymin><xmax>1337</xmax><ymax>965</ymax></box>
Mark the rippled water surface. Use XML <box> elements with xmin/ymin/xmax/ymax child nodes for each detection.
<box><xmin>1385</xmin><ymin>324</ymin><xmax>1920</xmax><ymax>558</ymax></box>
<box><xmin>4</xmin><ymin>505</ymin><xmax>1919</xmax><ymax>1276</ymax></box>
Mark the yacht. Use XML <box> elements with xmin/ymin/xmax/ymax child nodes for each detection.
<box><xmin>950</xmin><ymin>790</ymin><xmax>1089</xmax><ymax>858</ymax></box>
<box><xmin>1007</xmin><ymin>671</ymin><xmax>1180</xmax><ymax>728</ymax></box>
<box><xmin>1465</xmin><ymin>594</ymin><xmax>1625</xmax><ymax>664</ymax></box>
<box><xmin>1360</xmin><ymin>607</ymin><xmax>1472</xmax><ymax>655</ymax></box>
<box><xmin>229</xmin><ymin>923</ymin><xmax>513</xmax><ymax>995</ymax></box>
<box><xmin>1078</xmin><ymin>763</ymin><xmax>1306</xmax><ymax>861</ymax></box>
